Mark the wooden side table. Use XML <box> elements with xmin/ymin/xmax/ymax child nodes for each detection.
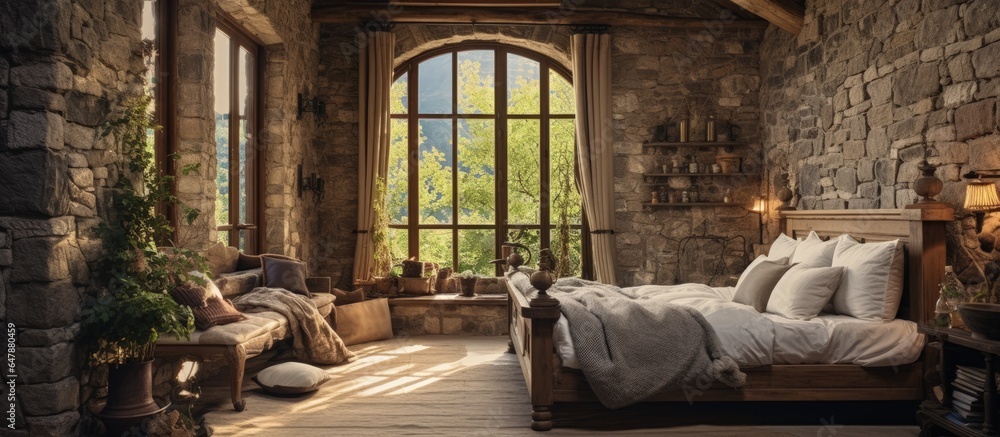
<box><xmin>919</xmin><ymin>325</ymin><xmax>1000</xmax><ymax>436</ymax></box>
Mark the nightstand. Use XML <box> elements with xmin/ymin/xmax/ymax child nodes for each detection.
<box><xmin>919</xmin><ymin>325</ymin><xmax>1000</xmax><ymax>436</ymax></box>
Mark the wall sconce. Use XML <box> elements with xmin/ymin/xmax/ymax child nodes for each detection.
<box><xmin>750</xmin><ymin>196</ymin><xmax>766</xmax><ymax>244</ymax></box>
<box><xmin>964</xmin><ymin>176</ymin><xmax>1000</xmax><ymax>233</ymax></box>
<box><xmin>297</xmin><ymin>93</ymin><xmax>326</xmax><ymax>120</ymax></box>
<box><xmin>298</xmin><ymin>164</ymin><xmax>325</xmax><ymax>203</ymax></box>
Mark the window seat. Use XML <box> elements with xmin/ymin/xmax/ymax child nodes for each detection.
<box><xmin>388</xmin><ymin>294</ymin><xmax>508</xmax><ymax>336</ymax></box>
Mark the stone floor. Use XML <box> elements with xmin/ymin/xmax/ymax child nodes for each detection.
<box><xmin>198</xmin><ymin>336</ymin><xmax>921</xmax><ymax>436</ymax></box>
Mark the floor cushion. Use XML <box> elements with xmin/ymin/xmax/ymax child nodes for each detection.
<box><xmin>253</xmin><ymin>362</ymin><xmax>331</xmax><ymax>395</ymax></box>
<box><xmin>335</xmin><ymin>298</ymin><xmax>393</xmax><ymax>346</ymax></box>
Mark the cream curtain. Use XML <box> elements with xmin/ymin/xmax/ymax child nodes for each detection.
<box><xmin>572</xmin><ymin>33</ymin><xmax>617</xmax><ymax>285</ymax></box>
<box><xmin>353</xmin><ymin>31</ymin><xmax>395</xmax><ymax>283</ymax></box>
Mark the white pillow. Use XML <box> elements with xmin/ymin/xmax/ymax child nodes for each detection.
<box><xmin>253</xmin><ymin>362</ymin><xmax>330</xmax><ymax>395</ymax></box>
<box><xmin>737</xmin><ymin>255</ymin><xmax>789</xmax><ymax>289</ymax></box>
<box><xmin>766</xmin><ymin>264</ymin><xmax>845</xmax><ymax>320</ymax></box>
<box><xmin>830</xmin><ymin>236</ymin><xmax>905</xmax><ymax>321</ymax></box>
<box><xmin>791</xmin><ymin>231</ymin><xmax>841</xmax><ymax>267</ymax></box>
<box><xmin>768</xmin><ymin>233</ymin><xmax>800</xmax><ymax>260</ymax></box>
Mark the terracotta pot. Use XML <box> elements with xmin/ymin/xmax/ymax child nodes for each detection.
<box><xmin>716</xmin><ymin>153</ymin><xmax>741</xmax><ymax>174</ymax></box>
<box><xmin>97</xmin><ymin>360</ymin><xmax>169</xmax><ymax>435</ymax></box>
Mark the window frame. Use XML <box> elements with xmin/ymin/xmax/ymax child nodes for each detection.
<box><xmin>145</xmin><ymin>0</ymin><xmax>177</xmax><ymax>243</ymax></box>
<box><xmin>390</xmin><ymin>42</ymin><xmax>592</xmax><ymax>277</ymax></box>
<box><xmin>214</xmin><ymin>12</ymin><xmax>265</xmax><ymax>254</ymax></box>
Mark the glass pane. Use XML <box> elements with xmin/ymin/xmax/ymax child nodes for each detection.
<box><xmin>214</xmin><ymin>29</ymin><xmax>232</xmax><ymax>228</ymax></box>
<box><xmin>238</xmin><ymin>47</ymin><xmax>253</xmax><ymax>227</ymax></box>
<box><xmin>419</xmin><ymin>230</ymin><xmax>453</xmax><ymax>269</ymax></box>
<box><xmin>238</xmin><ymin>229</ymin><xmax>247</xmax><ymax>252</ymax></box>
<box><xmin>419</xmin><ymin>119</ymin><xmax>453</xmax><ymax>224</ymax></box>
<box><xmin>141</xmin><ymin>1</ymin><xmax>157</xmax><ymax>42</ymax></box>
<box><xmin>550</xmin><ymin>119</ymin><xmax>581</xmax><ymax>225</ymax></box>
<box><xmin>458</xmin><ymin>50</ymin><xmax>494</xmax><ymax>114</ymax></box>
<box><xmin>507</xmin><ymin>228</ymin><xmax>540</xmax><ymax>267</ymax></box>
<box><xmin>458</xmin><ymin>119</ymin><xmax>494</xmax><ymax>224</ymax></box>
<box><xmin>458</xmin><ymin>229</ymin><xmax>495</xmax><ymax>275</ymax></box>
<box><xmin>388</xmin><ymin>119</ymin><xmax>409</xmax><ymax>224</ymax></box>
<box><xmin>391</xmin><ymin>73</ymin><xmax>408</xmax><ymax>114</ymax></box>
<box><xmin>418</xmin><ymin>54</ymin><xmax>452</xmax><ymax>114</ymax></box>
<box><xmin>507</xmin><ymin>119</ymin><xmax>540</xmax><ymax>224</ymax></box>
<box><xmin>507</xmin><ymin>54</ymin><xmax>540</xmax><ymax>114</ymax></box>
<box><xmin>217</xmin><ymin>230</ymin><xmax>229</xmax><ymax>246</ymax></box>
<box><xmin>550</xmin><ymin>228</ymin><xmax>582</xmax><ymax>278</ymax></box>
<box><xmin>388</xmin><ymin>228</ymin><xmax>408</xmax><ymax>264</ymax></box>
<box><xmin>550</xmin><ymin>70</ymin><xmax>574</xmax><ymax>115</ymax></box>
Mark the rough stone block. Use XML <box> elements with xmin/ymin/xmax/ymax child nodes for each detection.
<box><xmin>422</xmin><ymin>316</ymin><xmax>441</xmax><ymax>335</ymax></box>
<box><xmin>876</xmin><ymin>159</ymin><xmax>899</xmax><ymax>185</ymax></box>
<box><xmin>867</xmin><ymin>103</ymin><xmax>893</xmax><ymax>128</ymax></box>
<box><xmin>973</xmin><ymin>41</ymin><xmax>1000</xmax><ymax>78</ymax></box>
<box><xmin>25</xmin><ymin>411</ymin><xmax>80</xmax><ymax>437</ymax></box>
<box><xmin>948</xmin><ymin>53</ymin><xmax>975</xmax><ymax>82</ymax></box>
<box><xmin>65</xmin><ymin>91</ymin><xmax>109</xmax><ymax>127</ymax></box>
<box><xmin>0</xmin><ymin>249</ymin><xmax>10</xmax><ymax>266</ymax></box>
<box><xmin>915</xmin><ymin>6</ymin><xmax>958</xmax><ymax>49</ymax></box>
<box><xmin>926</xmin><ymin>125</ymin><xmax>957</xmax><ymax>142</ymax></box>
<box><xmin>955</xmin><ymin>99</ymin><xmax>995</xmax><ymax>140</ymax></box>
<box><xmin>968</xmin><ymin>135</ymin><xmax>1000</xmax><ymax>170</ymax></box>
<box><xmin>0</xmin><ymin>216</ymin><xmax>74</xmax><ymax>239</ymax></box>
<box><xmin>943</xmin><ymin>82</ymin><xmax>978</xmax><ymax>108</ymax></box>
<box><xmin>799</xmin><ymin>164</ymin><xmax>822</xmax><ymax>196</ymax></box>
<box><xmin>10</xmin><ymin>87</ymin><xmax>66</xmax><ymax>112</ymax></box>
<box><xmin>6</xmin><ymin>111</ymin><xmax>64</xmax><ymax>150</ymax></box>
<box><xmin>63</xmin><ymin>123</ymin><xmax>94</xmax><ymax>150</ymax></box>
<box><xmin>442</xmin><ymin>317</ymin><xmax>462</xmax><ymax>335</ymax></box>
<box><xmin>835</xmin><ymin>168</ymin><xmax>858</xmax><ymax>193</ymax></box>
<box><xmin>887</xmin><ymin>114</ymin><xmax>928</xmax><ymax>140</ymax></box>
<box><xmin>858</xmin><ymin>158</ymin><xmax>876</xmax><ymax>182</ymax></box>
<box><xmin>19</xmin><ymin>342</ymin><xmax>75</xmax><ymax>384</ymax></box>
<box><xmin>0</xmin><ymin>150</ymin><xmax>70</xmax><ymax>216</ymax></box>
<box><xmin>9</xmin><ymin>63</ymin><xmax>73</xmax><ymax>91</ymax></box>
<box><xmin>867</xmin><ymin>76</ymin><xmax>892</xmax><ymax>105</ymax></box>
<box><xmin>18</xmin><ymin>324</ymin><xmax>79</xmax><ymax>347</ymax></box>
<box><xmin>964</xmin><ymin>0</ymin><xmax>1000</xmax><ymax>37</ymax></box>
<box><xmin>929</xmin><ymin>142</ymin><xmax>969</xmax><ymax>165</ymax></box>
<box><xmin>20</xmin><ymin>378</ymin><xmax>79</xmax><ymax>416</ymax></box>
<box><xmin>7</xmin><ymin>281</ymin><xmax>79</xmax><ymax>329</ymax></box>
<box><xmin>844</xmin><ymin>115</ymin><xmax>867</xmax><ymax>139</ymax></box>
<box><xmin>858</xmin><ymin>181</ymin><xmax>880</xmax><ymax>199</ymax></box>
<box><xmin>893</xmin><ymin>63</ymin><xmax>941</xmax><ymax>106</ymax></box>
<box><xmin>11</xmin><ymin>236</ymin><xmax>71</xmax><ymax>283</ymax></box>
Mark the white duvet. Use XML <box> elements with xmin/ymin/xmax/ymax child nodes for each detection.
<box><xmin>553</xmin><ymin>283</ymin><xmax>924</xmax><ymax>369</ymax></box>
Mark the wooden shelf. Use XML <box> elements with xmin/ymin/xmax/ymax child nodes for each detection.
<box><xmin>641</xmin><ymin>172</ymin><xmax>759</xmax><ymax>178</ymax></box>
<box><xmin>643</xmin><ymin>202</ymin><xmax>742</xmax><ymax>208</ymax></box>
<box><xmin>643</xmin><ymin>141</ymin><xmax>749</xmax><ymax>147</ymax></box>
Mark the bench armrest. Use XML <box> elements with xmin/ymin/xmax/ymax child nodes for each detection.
<box><xmin>306</xmin><ymin>276</ymin><xmax>332</xmax><ymax>293</ymax></box>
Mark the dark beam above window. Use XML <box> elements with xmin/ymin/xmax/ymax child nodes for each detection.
<box><xmin>311</xmin><ymin>5</ymin><xmax>769</xmax><ymax>29</ymax></box>
<box><xmin>726</xmin><ymin>0</ymin><xmax>804</xmax><ymax>35</ymax></box>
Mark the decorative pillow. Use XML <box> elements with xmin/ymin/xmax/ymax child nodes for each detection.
<box><xmin>252</xmin><ymin>362</ymin><xmax>330</xmax><ymax>395</ymax></box>
<box><xmin>261</xmin><ymin>256</ymin><xmax>310</xmax><ymax>296</ymax></box>
<box><xmin>235</xmin><ymin>252</ymin><xmax>263</xmax><ymax>271</ymax></box>
<box><xmin>191</xmin><ymin>297</ymin><xmax>246</xmax><ymax>330</ymax></box>
<box><xmin>732</xmin><ymin>260</ymin><xmax>796</xmax><ymax>312</ymax></box>
<box><xmin>791</xmin><ymin>231</ymin><xmax>841</xmax><ymax>267</ymax></box>
<box><xmin>332</xmin><ymin>288</ymin><xmax>366</xmax><ymax>306</ymax></box>
<box><xmin>205</xmin><ymin>242</ymin><xmax>240</xmax><ymax>277</ymax></box>
<box><xmin>768</xmin><ymin>233</ymin><xmax>800</xmax><ymax>260</ymax></box>
<box><xmin>736</xmin><ymin>255</ymin><xmax>789</xmax><ymax>289</ymax></box>
<box><xmin>170</xmin><ymin>282</ymin><xmax>211</xmax><ymax>308</ymax></box>
<box><xmin>215</xmin><ymin>269</ymin><xmax>263</xmax><ymax>298</ymax></box>
<box><xmin>766</xmin><ymin>264</ymin><xmax>845</xmax><ymax>320</ymax></box>
<box><xmin>830</xmin><ymin>236</ymin><xmax>905</xmax><ymax>321</ymax></box>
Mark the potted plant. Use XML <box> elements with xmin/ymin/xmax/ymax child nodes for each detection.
<box><xmin>79</xmin><ymin>95</ymin><xmax>206</xmax><ymax>434</ymax></box>
<box><xmin>455</xmin><ymin>270</ymin><xmax>478</xmax><ymax>297</ymax></box>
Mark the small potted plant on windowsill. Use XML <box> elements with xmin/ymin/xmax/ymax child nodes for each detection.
<box><xmin>454</xmin><ymin>270</ymin><xmax>478</xmax><ymax>297</ymax></box>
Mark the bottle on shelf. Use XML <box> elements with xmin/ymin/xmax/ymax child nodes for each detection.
<box><xmin>941</xmin><ymin>265</ymin><xmax>966</xmax><ymax>328</ymax></box>
<box><xmin>688</xmin><ymin>155</ymin><xmax>699</xmax><ymax>173</ymax></box>
<box><xmin>706</xmin><ymin>115</ymin><xmax>716</xmax><ymax>142</ymax></box>
<box><xmin>651</xmin><ymin>191</ymin><xmax>659</xmax><ymax>204</ymax></box>
<box><xmin>934</xmin><ymin>289</ymin><xmax>954</xmax><ymax>328</ymax></box>
<box><xmin>681</xmin><ymin>190</ymin><xmax>690</xmax><ymax>203</ymax></box>
<box><xmin>671</xmin><ymin>158</ymin><xmax>680</xmax><ymax>174</ymax></box>
<box><xmin>678</xmin><ymin>108</ymin><xmax>690</xmax><ymax>143</ymax></box>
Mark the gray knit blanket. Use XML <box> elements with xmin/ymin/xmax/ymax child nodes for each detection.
<box><xmin>511</xmin><ymin>273</ymin><xmax>745</xmax><ymax>409</ymax></box>
<box><xmin>233</xmin><ymin>287</ymin><xmax>356</xmax><ymax>365</ymax></box>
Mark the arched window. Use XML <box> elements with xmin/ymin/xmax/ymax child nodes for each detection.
<box><xmin>388</xmin><ymin>43</ymin><xmax>586</xmax><ymax>276</ymax></box>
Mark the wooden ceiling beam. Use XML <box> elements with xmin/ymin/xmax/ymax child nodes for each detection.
<box><xmin>726</xmin><ymin>0</ymin><xmax>803</xmax><ymax>34</ymax></box>
<box><xmin>311</xmin><ymin>5</ymin><xmax>770</xmax><ymax>29</ymax></box>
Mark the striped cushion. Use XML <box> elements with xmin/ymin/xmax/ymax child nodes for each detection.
<box><xmin>191</xmin><ymin>297</ymin><xmax>247</xmax><ymax>330</ymax></box>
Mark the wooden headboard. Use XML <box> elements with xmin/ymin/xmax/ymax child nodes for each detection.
<box><xmin>778</xmin><ymin>207</ymin><xmax>954</xmax><ymax>324</ymax></box>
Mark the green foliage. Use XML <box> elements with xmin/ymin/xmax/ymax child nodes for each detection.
<box><xmin>387</xmin><ymin>53</ymin><xmax>583</xmax><ymax>275</ymax></box>
<box><xmin>80</xmin><ymin>94</ymin><xmax>207</xmax><ymax>365</ymax></box>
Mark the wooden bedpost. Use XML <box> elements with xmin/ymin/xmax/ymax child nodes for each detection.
<box><xmin>527</xmin><ymin>262</ymin><xmax>559</xmax><ymax>431</ymax></box>
<box><xmin>904</xmin><ymin>202</ymin><xmax>954</xmax><ymax>326</ymax></box>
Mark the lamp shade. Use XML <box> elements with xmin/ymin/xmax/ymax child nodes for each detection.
<box><xmin>751</xmin><ymin>196</ymin><xmax>767</xmax><ymax>213</ymax></box>
<box><xmin>964</xmin><ymin>180</ymin><xmax>1000</xmax><ymax>211</ymax></box>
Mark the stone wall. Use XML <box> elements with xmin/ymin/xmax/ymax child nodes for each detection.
<box><xmin>760</xmin><ymin>0</ymin><xmax>1000</xmax><ymax>293</ymax></box>
<box><xmin>313</xmin><ymin>1</ymin><xmax>765</xmax><ymax>288</ymax></box>
<box><xmin>1</xmin><ymin>0</ymin><xmax>145</xmax><ymax>434</ymax></box>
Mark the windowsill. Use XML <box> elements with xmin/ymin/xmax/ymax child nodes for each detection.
<box><xmin>388</xmin><ymin>294</ymin><xmax>508</xmax><ymax>306</ymax></box>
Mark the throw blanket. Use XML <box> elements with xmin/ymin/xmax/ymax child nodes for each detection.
<box><xmin>539</xmin><ymin>276</ymin><xmax>745</xmax><ymax>409</ymax></box>
<box><xmin>233</xmin><ymin>287</ymin><xmax>356</xmax><ymax>365</ymax></box>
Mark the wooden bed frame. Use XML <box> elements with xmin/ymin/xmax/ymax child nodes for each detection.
<box><xmin>505</xmin><ymin>205</ymin><xmax>954</xmax><ymax>431</ymax></box>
